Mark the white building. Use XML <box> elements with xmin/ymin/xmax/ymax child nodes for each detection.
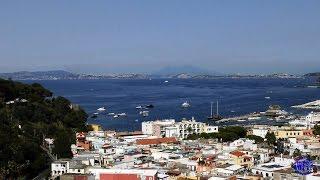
<box><xmin>252</xmin><ymin>128</ymin><xmax>269</xmax><ymax>138</ymax></box>
<box><xmin>166</xmin><ymin>117</ymin><xmax>218</xmax><ymax>139</ymax></box>
<box><xmin>252</xmin><ymin>155</ymin><xmax>295</xmax><ymax>179</ymax></box>
<box><xmin>143</xmin><ymin>118</ymin><xmax>218</xmax><ymax>139</ymax></box>
<box><xmin>306</xmin><ymin>112</ymin><xmax>320</xmax><ymax>123</ymax></box>
<box><xmin>51</xmin><ymin>159</ymin><xmax>70</xmax><ymax>177</ymax></box>
<box><xmin>142</xmin><ymin>119</ymin><xmax>175</xmax><ymax>136</ymax></box>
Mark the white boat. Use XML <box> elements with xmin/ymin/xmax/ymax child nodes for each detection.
<box><xmin>136</xmin><ymin>106</ymin><xmax>143</xmax><ymax>109</ymax></box>
<box><xmin>107</xmin><ymin>112</ymin><xmax>115</xmax><ymax>116</ymax></box>
<box><xmin>118</xmin><ymin>113</ymin><xmax>127</xmax><ymax>116</ymax></box>
<box><xmin>93</xmin><ymin>112</ymin><xmax>99</xmax><ymax>115</ymax></box>
<box><xmin>181</xmin><ymin>101</ymin><xmax>191</xmax><ymax>108</ymax></box>
<box><xmin>265</xmin><ymin>97</ymin><xmax>271</xmax><ymax>99</ymax></box>
<box><xmin>113</xmin><ymin>114</ymin><xmax>119</xmax><ymax>118</ymax></box>
<box><xmin>97</xmin><ymin>107</ymin><xmax>106</xmax><ymax>111</ymax></box>
<box><xmin>248</xmin><ymin>116</ymin><xmax>261</xmax><ymax>120</ymax></box>
<box><xmin>135</xmin><ymin>119</ymin><xmax>139</xmax><ymax>122</ymax></box>
<box><xmin>140</xmin><ymin>111</ymin><xmax>149</xmax><ymax>117</ymax></box>
<box><xmin>164</xmin><ymin>80</ymin><xmax>169</xmax><ymax>83</ymax></box>
<box><xmin>237</xmin><ymin>119</ymin><xmax>246</xmax><ymax>122</ymax></box>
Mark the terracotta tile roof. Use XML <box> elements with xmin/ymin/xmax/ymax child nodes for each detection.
<box><xmin>230</xmin><ymin>151</ymin><xmax>245</xmax><ymax>157</ymax></box>
<box><xmin>136</xmin><ymin>137</ymin><xmax>177</xmax><ymax>145</ymax></box>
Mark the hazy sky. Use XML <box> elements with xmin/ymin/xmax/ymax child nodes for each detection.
<box><xmin>1</xmin><ymin>1</ymin><xmax>320</xmax><ymax>74</ymax></box>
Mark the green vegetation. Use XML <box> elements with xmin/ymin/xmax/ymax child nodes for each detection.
<box><xmin>265</xmin><ymin>132</ymin><xmax>277</xmax><ymax>146</ymax></box>
<box><xmin>246</xmin><ymin>135</ymin><xmax>264</xmax><ymax>143</ymax></box>
<box><xmin>0</xmin><ymin>79</ymin><xmax>88</xmax><ymax>179</ymax></box>
<box><xmin>313</xmin><ymin>124</ymin><xmax>320</xmax><ymax>135</ymax></box>
<box><xmin>186</xmin><ymin>126</ymin><xmax>247</xmax><ymax>142</ymax></box>
<box><xmin>293</xmin><ymin>148</ymin><xmax>302</xmax><ymax>158</ymax></box>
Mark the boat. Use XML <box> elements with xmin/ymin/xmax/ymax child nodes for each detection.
<box><xmin>97</xmin><ymin>107</ymin><xmax>106</xmax><ymax>111</ymax></box>
<box><xmin>248</xmin><ymin>116</ymin><xmax>261</xmax><ymax>120</ymax></box>
<box><xmin>135</xmin><ymin>119</ymin><xmax>139</xmax><ymax>122</ymax></box>
<box><xmin>107</xmin><ymin>112</ymin><xmax>115</xmax><ymax>116</ymax></box>
<box><xmin>207</xmin><ymin>101</ymin><xmax>223</xmax><ymax>120</ymax></box>
<box><xmin>265</xmin><ymin>97</ymin><xmax>271</xmax><ymax>99</ymax></box>
<box><xmin>237</xmin><ymin>119</ymin><xmax>246</xmax><ymax>122</ymax></box>
<box><xmin>181</xmin><ymin>101</ymin><xmax>191</xmax><ymax>108</ymax></box>
<box><xmin>136</xmin><ymin>105</ymin><xmax>143</xmax><ymax>109</ymax></box>
<box><xmin>140</xmin><ymin>111</ymin><xmax>149</xmax><ymax>117</ymax></box>
<box><xmin>164</xmin><ymin>80</ymin><xmax>169</xmax><ymax>83</ymax></box>
<box><xmin>118</xmin><ymin>113</ymin><xmax>127</xmax><ymax>116</ymax></box>
<box><xmin>91</xmin><ymin>114</ymin><xmax>98</xmax><ymax>118</ymax></box>
<box><xmin>113</xmin><ymin>114</ymin><xmax>119</xmax><ymax>118</ymax></box>
<box><xmin>146</xmin><ymin>104</ymin><xmax>154</xmax><ymax>108</ymax></box>
<box><xmin>93</xmin><ymin>112</ymin><xmax>99</xmax><ymax>115</ymax></box>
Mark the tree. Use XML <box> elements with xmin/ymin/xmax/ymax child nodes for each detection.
<box><xmin>0</xmin><ymin>78</ymin><xmax>88</xmax><ymax>178</ymax></box>
<box><xmin>246</xmin><ymin>135</ymin><xmax>264</xmax><ymax>143</ymax></box>
<box><xmin>293</xmin><ymin>148</ymin><xmax>301</xmax><ymax>158</ymax></box>
<box><xmin>265</xmin><ymin>132</ymin><xmax>276</xmax><ymax>146</ymax></box>
<box><xmin>52</xmin><ymin>129</ymin><xmax>75</xmax><ymax>158</ymax></box>
<box><xmin>313</xmin><ymin>124</ymin><xmax>320</xmax><ymax>135</ymax></box>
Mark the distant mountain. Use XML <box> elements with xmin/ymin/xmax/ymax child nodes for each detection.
<box><xmin>0</xmin><ymin>70</ymin><xmax>149</xmax><ymax>80</ymax></box>
<box><xmin>154</xmin><ymin>65</ymin><xmax>221</xmax><ymax>75</ymax></box>
<box><xmin>304</xmin><ymin>72</ymin><xmax>320</xmax><ymax>77</ymax></box>
<box><xmin>0</xmin><ymin>70</ymin><xmax>77</xmax><ymax>80</ymax></box>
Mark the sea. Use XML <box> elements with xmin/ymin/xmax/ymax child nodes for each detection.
<box><xmin>26</xmin><ymin>78</ymin><xmax>320</xmax><ymax>131</ymax></box>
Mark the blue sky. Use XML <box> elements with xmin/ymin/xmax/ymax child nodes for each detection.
<box><xmin>0</xmin><ymin>0</ymin><xmax>319</xmax><ymax>74</ymax></box>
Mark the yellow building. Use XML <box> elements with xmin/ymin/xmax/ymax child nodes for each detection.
<box><xmin>88</xmin><ymin>124</ymin><xmax>103</xmax><ymax>131</ymax></box>
<box><xmin>275</xmin><ymin>128</ymin><xmax>303</xmax><ymax>139</ymax></box>
<box><xmin>229</xmin><ymin>151</ymin><xmax>254</xmax><ymax>168</ymax></box>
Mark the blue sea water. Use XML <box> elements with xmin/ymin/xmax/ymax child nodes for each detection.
<box><xmin>27</xmin><ymin>78</ymin><xmax>320</xmax><ymax>131</ymax></box>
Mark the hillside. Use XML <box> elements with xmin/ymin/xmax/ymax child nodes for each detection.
<box><xmin>0</xmin><ymin>70</ymin><xmax>149</xmax><ymax>80</ymax></box>
<box><xmin>304</xmin><ymin>72</ymin><xmax>320</xmax><ymax>77</ymax></box>
<box><xmin>0</xmin><ymin>79</ymin><xmax>88</xmax><ymax>179</ymax></box>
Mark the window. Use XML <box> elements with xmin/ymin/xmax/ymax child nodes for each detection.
<box><xmin>78</xmin><ymin>169</ymin><xmax>81</xmax><ymax>172</ymax></box>
<box><xmin>266</xmin><ymin>173</ymin><xmax>269</xmax><ymax>177</ymax></box>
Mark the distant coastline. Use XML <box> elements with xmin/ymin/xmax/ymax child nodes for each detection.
<box><xmin>0</xmin><ymin>70</ymin><xmax>309</xmax><ymax>81</ymax></box>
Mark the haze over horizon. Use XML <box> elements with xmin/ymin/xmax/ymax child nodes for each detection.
<box><xmin>1</xmin><ymin>1</ymin><xmax>320</xmax><ymax>74</ymax></box>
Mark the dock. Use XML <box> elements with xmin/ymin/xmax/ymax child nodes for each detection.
<box><xmin>292</xmin><ymin>100</ymin><xmax>320</xmax><ymax>110</ymax></box>
<box><xmin>216</xmin><ymin>113</ymin><xmax>258</xmax><ymax>123</ymax></box>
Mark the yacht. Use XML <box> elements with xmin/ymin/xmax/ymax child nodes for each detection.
<box><xmin>136</xmin><ymin>106</ymin><xmax>143</xmax><ymax>109</ymax></box>
<box><xmin>107</xmin><ymin>112</ymin><xmax>115</xmax><ymax>116</ymax></box>
<box><xmin>118</xmin><ymin>113</ymin><xmax>127</xmax><ymax>117</ymax></box>
<box><xmin>248</xmin><ymin>116</ymin><xmax>261</xmax><ymax>120</ymax></box>
<box><xmin>181</xmin><ymin>101</ymin><xmax>191</xmax><ymax>108</ymax></box>
<box><xmin>207</xmin><ymin>101</ymin><xmax>223</xmax><ymax>120</ymax></box>
<box><xmin>97</xmin><ymin>107</ymin><xmax>106</xmax><ymax>111</ymax></box>
<box><xmin>146</xmin><ymin>104</ymin><xmax>154</xmax><ymax>108</ymax></box>
<box><xmin>93</xmin><ymin>112</ymin><xmax>99</xmax><ymax>115</ymax></box>
<box><xmin>113</xmin><ymin>114</ymin><xmax>119</xmax><ymax>118</ymax></box>
<box><xmin>140</xmin><ymin>111</ymin><xmax>149</xmax><ymax>117</ymax></box>
<box><xmin>164</xmin><ymin>80</ymin><xmax>169</xmax><ymax>83</ymax></box>
<box><xmin>265</xmin><ymin>96</ymin><xmax>271</xmax><ymax>99</ymax></box>
<box><xmin>91</xmin><ymin>114</ymin><xmax>98</xmax><ymax>119</ymax></box>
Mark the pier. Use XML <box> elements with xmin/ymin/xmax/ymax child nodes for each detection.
<box><xmin>216</xmin><ymin>113</ymin><xmax>258</xmax><ymax>123</ymax></box>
